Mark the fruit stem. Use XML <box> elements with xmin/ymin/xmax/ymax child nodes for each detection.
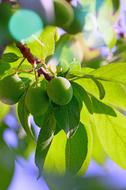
<box><xmin>32</xmin><ymin>63</ymin><xmax>38</xmax><ymax>87</ymax></box>
<box><xmin>14</xmin><ymin>69</ymin><xmax>33</xmax><ymax>73</ymax></box>
<box><xmin>17</xmin><ymin>58</ymin><xmax>25</xmax><ymax>70</ymax></box>
<box><xmin>65</xmin><ymin>0</ymin><xmax>72</xmax><ymax>3</ymax></box>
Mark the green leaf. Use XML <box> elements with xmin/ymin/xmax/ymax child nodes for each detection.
<box><xmin>1</xmin><ymin>53</ymin><xmax>20</xmax><ymax>63</ymax></box>
<box><xmin>74</xmin><ymin>77</ymin><xmax>126</xmax><ymax>111</ymax></box>
<box><xmin>17</xmin><ymin>93</ymin><xmax>34</xmax><ymax>139</ymax></box>
<box><xmin>54</xmin><ymin>96</ymin><xmax>80</xmax><ymax>136</ymax></box>
<box><xmin>81</xmin><ymin>94</ymin><xmax>122</xmax><ymax>170</ymax></box>
<box><xmin>74</xmin><ymin>63</ymin><xmax>126</xmax><ymax>110</ymax></box>
<box><xmin>27</xmin><ymin>26</ymin><xmax>57</xmax><ymax>60</ymax></box>
<box><xmin>101</xmin><ymin>81</ymin><xmax>126</xmax><ymax>110</ymax></box>
<box><xmin>90</xmin><ymin>62</ymin><xmax>126</xmax><ymax>84</ymax></box>
<box><xmin>57</xmin><ymin>59</ymin><xmax>70</xmax><ymax>75</ymax></box>
<box><xmin>81</xmin><ymin>95</ymin><xmax>106</xmax><ymax>164</ymax></box>
<box><xmin>74</xmin><ymin>78</ymin><xmax>98</xmax><ymax>97</ymax></box>
<box><xmin>92</xmin><ymin>124</ymin><xmax>107</xmax><ymax>165</ymax></box>
<box><xmin>41</xmin><ymin>26</ymin><xmax>58</xmax><ymax>58</ymax></box>
<box><xmin>94</xmin><ymin>109</ymin><xmax>126</xmax><ymax>169</ymax></box>
<box><xmin>91</xmin><ymin>96</ymin><xmax>116</xmax><ymax>116</ymax></box>
<box><xmin>66</xmin><ymin>122</ymin><xmax>88</xmax><ymax>174</ymax></box>
<box><xmin>77</xmin><ymin>122</ymin><xmax>92</xmax><ymax>175</ymax></box>
<box><xmin>43</xmin><ymin>130</ymin><xmax>67</xmax><ymax>175</ymax></box>
<box><xmin>40</xmin><ymin>119</ymin><xmax>92</xmax><ymax>179</ymax></box>
<box><xmin>0</xmin><ymin>61</ymin><xmax>11</xmax><ymax>79</ymax></box>
<box><xmin>4</xmin><ymin>44</ymin><xmax>33</xmax><ymax>72</ymax></box>
<box><xmin>67</xmin><ymin>67</ymin><xmax>95</xmax><ymax>80</ymax></box>
<box><xmin>66</xmin><ymin>60</ymin><xmax>81</xmax><ymax>76</ymax></box>
<box><xmin>4</xmin><ymin>43</ymin><xmax>22</xmax><ymax>55</ymax></box>
<box><xmin>0</xmin><ymin>44</ymin><xmax>32</xmax><ymax>80</ymax></box>
<box><xmin>89</xmin><ymin>76</ymin><xmax>105</xmax><ymax>100</ymax></box>
<box><xmin>43</xmin><ymin>123</ymin><xmax>92</xmax><ymax>176</ymax></box>
<box><xmin>80</xmin><ymin>90</ymin><xmax>126</xmax><ymax>168</ymax></box>
<box><xmin>58</xmin><ymin>59</ymin><xmax>82</xmax><ymax>76</ymax></box>
<box><xmin>34</xmin><ymin>114</ymin><xmax>46</xmax><ymax>128</ymax></box>
<box><xmin>41</xmin><ymin>107</ymin><xmax>92</xmax><ymax>176</ymax></box>
<box><xmin>35</xmin><ymin>111</ymin><xmax>56</xmax><ymax>175</ymax></box>
<box><xmin>0</xmin><ymin>141</ymin><xmax>15</xmax><ymax>190</ymax></box>
<box><xmin>72</xmin><ymin>82</ymin><xmax>93</xmax><ymax>114</ymax></box>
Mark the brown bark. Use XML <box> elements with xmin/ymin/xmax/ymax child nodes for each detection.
<box><xmin>17</xmin><ymin>43</ymin><xmax>52</xmax><ymax>81</ymax></box>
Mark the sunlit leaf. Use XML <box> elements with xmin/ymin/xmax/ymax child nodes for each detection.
<box><xmin>27</xmin><ymin>26</ymin><xmax>58</xmax><ymax>60</ymax></box>
<box><xmin>67</xmin><ymin>67</ymin><xmax>95</xmax><ymax>79</ymax></box>
<box><xmin>89</xmin><ymin>76</ymin><xmax>105</xmax><ymax>100</ymax></box>
<box><xmin>94</xmin><ymin>109</ymin><xmax>126</xmax><ymax>169</ymax></box>
<box><xmin>0</xmin><ymin>44</ymin><xmax>32</xmax><ymax>80</ymax></box>
<box><xmin>92</xmin><ymin>122</ymin><xmax>107</xmax><ymax>165</ymax></box>
<box><xmin>17</xmin><ymin>93</ymin><xmax>34</xmax><ymax>139</ymax></box>
<box><xmin>72</xmin><ymin>82</ymin><xmax>93</xmax><ymax>114</ymax></box>
<box><xmin>91</xmin><ymin>62</ymin><xmax>126</xmax><ymax>84</ymax></box>
<box><xmin>81</xmin><ymin>95</ymin><xmax>126</xmax><ymax>169</ymax></box>
<box><xmin>35</xmin><ymin>111</ymin><xmax>56</xmax><ymax>175</ymax></box>
<box><xmin>43</xmin><ymin>122</ymin><xmax>92</xmax><ymax>176</ymax></box>
<box><xmin>54</xmin><ymin>96</ymin><xmax>80</xmax><ymax>135</ymax></box>
<box><xmin>66</xmin><ymin>122</ymin><xmax>88</xmax><ymax>174</ymax></box>
<box><xmin>43</xmin><ymin>130</ymin><xmax>67</xmax><ymax>175</ymax></box>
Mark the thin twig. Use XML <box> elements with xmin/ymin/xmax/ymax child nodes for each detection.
<box><xmin>17</xmin><ymin>58</ymin><xmax>25</xmax><ymax>70</ymax></box>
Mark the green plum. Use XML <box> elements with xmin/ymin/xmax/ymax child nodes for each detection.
<box><xmin>25</xmin><ymin>84</ymin><xmax>49</xmax><ymax>116</ymax></box>
<box><xmin>47</xmin><ymin>76</ymin><xmax>73</xmax><ymax>105</ymax></box>
<box><xmin>53</xmin><ymin>0</ymin><xmax>74</xmax><ymax>29</ymax></box>
<box><xmin>0</xmin><ymin>74</ymin><xmax>25</xmax><ymax>105</ymax></box>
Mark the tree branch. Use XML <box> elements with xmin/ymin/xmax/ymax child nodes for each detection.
<box><xmin>17</xmin><ymin>43</ymin><xmax>52</xmax><ymax>81</ymax></box>
<box><xmin>65</xmin><ymin>0</ymin><xmax>72</xmax><ymax>3</ymax></box>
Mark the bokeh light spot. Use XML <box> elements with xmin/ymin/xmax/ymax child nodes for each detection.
<box><xmin>9</xmin><ymin>9</ymin><xmax>43</xmax><ymax>41</ymax></box>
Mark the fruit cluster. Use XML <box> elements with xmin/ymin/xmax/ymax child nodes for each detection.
<box><xmin>0</xmin><ymin>74</ymin><xmax>73</xmax><ymax>116</ymax></box>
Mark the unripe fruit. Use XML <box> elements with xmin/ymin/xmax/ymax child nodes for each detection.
<box><xmin>47</xmin><ymin>77</ymin><xmax>73</xmax><ymax>105</ymax></box>
<box><xmin>25</xmin><ymin>84</ymin><xmax>49</xmax><ymax>116</ymax></box>
<box><xmin>54</xmin><ymin>0</ymin><xmax>74</xmax><ymax>29</ymax></box>
<box><xmin>66</xmin><ymin>4</ymin><xmax>87</xmax><ymax>34</ymax></box>
<box><xmin>0</xmin><ymin>74</ymin><xmax>25</xmax><ymax>105</ymax></box>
